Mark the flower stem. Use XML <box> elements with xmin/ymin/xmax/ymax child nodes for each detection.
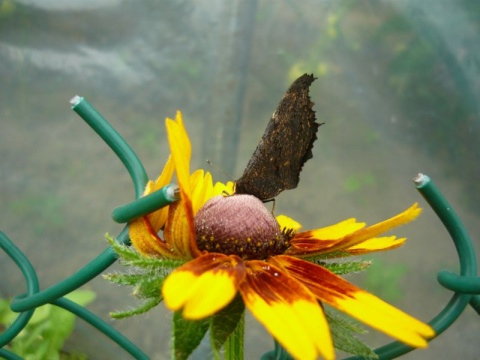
<box><xmin>225</xmin><ymin>312</ymin><xmax>244</xmax><ymax>360</ymax></box>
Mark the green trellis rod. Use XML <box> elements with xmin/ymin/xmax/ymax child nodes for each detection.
<box><xmin>1</xmin><ymin>97</ymin><xmax>479</xmax><ymax>360</ymax></box>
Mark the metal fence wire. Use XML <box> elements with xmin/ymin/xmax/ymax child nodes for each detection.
<box><xmin>1</xmin><ymin>97</ymin><xmax>479</xmax><ymax>360</ymax></box>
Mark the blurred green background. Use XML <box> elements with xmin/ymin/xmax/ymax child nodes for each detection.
<box><xmin>1</xmin><ymin>0</ymin><xmax>479</xmax><ymax>359</ymax></box>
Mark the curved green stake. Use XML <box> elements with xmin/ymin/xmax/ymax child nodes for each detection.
<box><xmin>69</xmin><ymin>95</ymin><xmax>148</xmax><ymax>198</ymax></box>
<box><xmin>265</xmin><ymin>174</ymin><xmax>478</xmax><ymax>360</ymax></box>
<box><xmin>437</xmin><ymin>271</ymin><xmax>480</xmax><ymax>294</ymax></box>
<box><xmin>11</xmin><ymin>97</ymin><xmax>177</xmax><ymax>312</ymax></box>
<box><xmin>469</xmin><ymin>294</ymin><xmax>480</xmax><ymax>315</ymax></box>
<box><xmin>10</xmin><ymin>227</ymin><xmax>128</xmax><ymax>312</ymax></box>
<box><xmin>345</xmin><ymin>173</ymin><xmax>477</xmax><ymax>360</ymax></box>
<box><xmin>260</xmin><ymin>339</ymin><xmax>293</xmax><ymax>360</ymax></box>
<box><xmin>1</xmin><ymin>233</ymin><xmax>148</xmax><ymax>358</ymax></box>
<box><xmin>0</xmin><ymin>232</ymin><xmax>39</xmax><ymax>347</ymax></box>
<box><xmin>437</xmin><ymin>268</ymin><xmax>480</xmax><ymax>315</ymax></box>
<box><xmin>0</xmin><ymin>348</ymin><xmax>23</xmax><ymax>360</ymax></box>
<box><xmin>52</xmin><ymin>297</ymin><xmax>149</xmax><ymax>359</ymax></box>
<box><xmin>112</xmin><ymin>184</ymin><xmax>179</xmax><ymax>223</ymax></box>
<box><xmin>2</xmin><ymin>97</ymin><xmax>177</xmax><ymax>359</ymax></box>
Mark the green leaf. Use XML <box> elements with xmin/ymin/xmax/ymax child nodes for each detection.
<box><xmin>104</xmin><ymin>233</ymin><xmax>190</xmax><ymax>319</ymax></box>
<box><xmin>1</xmin><ymin>290</ymin><xmax>93</xmax><ymax>359</ymax></box>
<box><xmin>110</xmin><ymin>297</ymin><xmax>162</xmax><ymax>319</ymax></box>
<box><xmin>326</xmin><ymin>307</ymin><xmax>377</xmax><ymax>359</ymax></box>
<box><xmin>173</xmin><ymin>311</ymin><xmax>210</xmax><ymax>360</ymax></box>
<box><xmin>106</xmin><ymin>233</ymin><xmax>141</xmax><ymax>261</ymax></box>
<box><xmin>104</xmin><ymin>268</ymin><xmax>166</xmax><ymax>317</ymax></box>
<box><xmin>210</xmin><ymin>295</ymin><xmax>245</xmax><ymax>359</ymax></box>
<box><xmin>65</xmin><ymin>289</ymin><xmax>96</xmax><ymax>306</ymax></box>
<box><xmin>135</xmin><ymin>273</ymin><xmax>167</xmax><ymax>299</ymax></box>
<box><xmin>320</xmin><ymin>260</ymin><xmax>371</xmax><ymax>275</ymax></box>
<box><xmin>103</xmin><ymin>272</ymin><xmax>150</xmax><ymax>286</ymax></box>
<box><xmin>305</xmin><ymin>250</ymin><xmax>352</xmax><ymax>260</ymax></box>
<box><xmin>106</xmin><ymin>233</ymin><xmax>185</xmax><ymax>269</ymax></box>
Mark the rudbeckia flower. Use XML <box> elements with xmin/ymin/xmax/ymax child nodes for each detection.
<box><xmin>128</xmin><ymin>111</ymin><xmax>434</xmax><ymax>360</ymax></box>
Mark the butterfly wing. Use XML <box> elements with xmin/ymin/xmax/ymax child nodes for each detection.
<box><xmin>235</xmin><ymin>73</ymin><xmax>319</xmax><ymax>200</ymax></box>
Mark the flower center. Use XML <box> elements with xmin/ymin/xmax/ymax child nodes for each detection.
<box><xmin>194</xmin><ymin>195</ymin><xmax>291</xmax><ymax>260</ymax></box>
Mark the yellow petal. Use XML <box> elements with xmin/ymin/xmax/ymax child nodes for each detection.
<box><xmin>166</xmin><ymin>111</ymin><xmax>191</xmax><ymax>196</ymax></box>
<box><xmin>213</xmin><ymin>180</ymin><xmax>235</xmax><ymax>196</ymax></box>
<box><xmin>129</xmin><ymin>216</ymin><xmax>180</xmax><ymax>258</ymax></box>
<box><xmin>272</xmin><ymin>255</ymin><xmax>435</xmax><ymax>349</ymax></box>
<box><xmin>200</xmin><ymin>172</ymin><xmax>214</xmax><ymax>206</ymax></box>
<box><xmin>303</xmin><ymin>218</ymin><xmax>366</xmax><ymax>239</ymax></box>
<box><xmin>162</xmin><ymin>254</ymin><xmax>245</xmax><ymax>320</ymax></box>
<box><xmin>240</xmin><ymin>260</ymin><xmax>334</xmax><ymax>360</ymax></box>
<box><xmin>289</xmin><ymin>203</ymin><xmax>421</xmax><ymax>257</ymax></box>
<box><xmin>331</xmin><ymin>291</ymin><xmax>434</xmax><ymax>348</ymax></box>
<box><xmin>163</xmin><ymin>201</ymin><xmax>198</xmax><ymax>259</ymax></box>
<box><xmin>165</xmin><ymin>112</ymin><xmax>196</xmax><ymax>250</ymax></box>
<box><xmin>190</xmin><ymin>169</ymin><xmax>214</xmax><ymax>215</ymax></box>
<box><xmin>276</xmin><ymin>214</ymin><xmax>302</xmax><ymax>232</ymax></box>
<box><xmin>347</xmin><ymin>203</ymin><xmax>421</xmax><ymax>246</ymax></box>
<box><xmin>148</xmin><ymin>156</ymin><xmax>175</xmax><ymax>230</ymax></box>
<box><xmin>128</xmin><ymin>156</ymin><xmax>176</xmax><ymax>257</ymax></box>
<box><xmin>345</xmin><ymin>236</ymin><xmax>406</xmax><ymax>255</ymax></box>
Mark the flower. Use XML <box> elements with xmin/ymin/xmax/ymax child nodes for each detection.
<box><xmin>128</xmin><ymin>111</ymin><xmax>434</xmax><ymax>360</ymax></box>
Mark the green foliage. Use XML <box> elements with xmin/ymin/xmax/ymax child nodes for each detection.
<box><xmin>0</xmin><ymin>0</ymin><xmax>15</xmax><ymax>19</ymax></box>
<box><xmin>325</xmin><ymin>307</ymin><xmax>377</xmax><ymax>359</ymax></box>
<box><xmin>169</xmin><ymin>296</ymin><xmax>245</xmax><ymax>360</ymax></box>
<box><xmin>104</xmin><ymin>234</ymin><xmax>185</xmax><ymax>318</ymax></box>
<box><xmin>106</xmin><ymin>232</ymin><xmax>396</xmax><ymax>359</ymax></box>
<box><xmin>106</xmin><ymin>234</ymin><xmax>247</xmax><ymax>358</ymax></box>
<box><xmin>172</xmin><ymin>311</ymin><xmax>210</xmax><ymax>360</ymax></box>
<box><xmin>0</xmin><ymin>290</ymin><xmax>95</xmax><ymax>360</ymax></box>
<box><xmin>210</xmin><ymin>295</ymin><xmax>245</xmax><ymax>360</ymax></box>
<box><xmin>320</xmin><ymin>259</ymin><xmax>372</xmax><ymax>275</ymax></box>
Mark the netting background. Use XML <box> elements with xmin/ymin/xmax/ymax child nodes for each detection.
<box><xmin>1</xmin><ymin>1</ymin><xmax>479</xmax><ymax>359</ymax></box>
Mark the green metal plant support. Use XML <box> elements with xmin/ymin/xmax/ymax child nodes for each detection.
<box><xmin>1</xmin><ymin>98</ymin><xmax>479</xmax><ymax>360</ymax></box>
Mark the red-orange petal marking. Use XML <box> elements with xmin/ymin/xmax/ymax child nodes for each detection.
<box><xmin>239</xmin><ymin>260</ymin><xmax>334</xmax><ymax>360</ymax></box>
<box><xmin>163</xmin><ymin>201</ymin><xmax>199</xmax><ymax>259</ymax></box>
<box><xmin>128</xmin><ymin>156</ymin><xmax>175</xmax><ymax>257</ymax></box>
<box><xmin>288</xmin><ymin>203</ymin><xmax>421</xmax><ymax>257</ymax></box>
<box><xmin>271</xmin><ymin>255</ymin><xmax>435</xmax><ymax>349</ymax></box>
<box><xmin>129</xmin><ymin>215</ymin><xmax>179</xmax><ymax>259</ymax></box>
<box><xmin>162</xmin><ymin>253</ymin><xmax>245</xmax><ymax>320</ymax></box>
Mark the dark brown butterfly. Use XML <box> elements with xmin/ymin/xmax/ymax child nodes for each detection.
<box><xmin>235</xmin><ymin>73</ymin><xmax>320</xmax><ymax>200</ymax></box>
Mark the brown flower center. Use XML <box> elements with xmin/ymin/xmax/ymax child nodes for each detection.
<box><xmin>194</xmin><ymin>195</ymin><xmax>291</xmax><ymax>260</ymax></box>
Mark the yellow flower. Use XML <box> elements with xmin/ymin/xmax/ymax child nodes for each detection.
<box><xmin>129</xmin><ymin>111</ymin><xmax>434</xmax><ymax>360</ymax></box>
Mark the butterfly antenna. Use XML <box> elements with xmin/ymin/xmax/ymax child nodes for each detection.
<box><xmin>206</xmin><ymin>159</ymin><xmax>236</xmax><ymax>182</ymax></box>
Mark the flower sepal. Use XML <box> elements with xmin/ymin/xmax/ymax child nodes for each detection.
<box><xmin>171</xmin><ymin>294</ymin><xmax>245</xmax><ymax>360</ymax></box>
<box><xmin>210</xmin><ymin>295</ymin><xmax>245</xmax><ymax>360</ymax></box>
<box><xmin>103</xmin><ymin>234</ymin><xmax>185</xmax><ymax>318</ymax></box>
<box><xmin>325</xmin><ymin>307</ymin><xmax>378</xmax><ymax>359</ymax></box>
<box><xmin>308</xmin><ymin>258</ymin><xmax>372</xmax><ymax>276</ymax></box>
<box><xmin>173</xmin><ymin>310</ymin><xmax>210</xmax><ymax>360</ymax></box>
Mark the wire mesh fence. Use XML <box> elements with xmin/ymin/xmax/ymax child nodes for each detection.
<box><xmin>1</xmin><ymin>97</ymin><xmax>479</xmax><ymax>360</ymax></box>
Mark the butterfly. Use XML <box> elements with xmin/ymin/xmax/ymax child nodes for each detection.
<box><xmin>235</xmin><ymin>73</ymin><xmax>320</xmax><ymax>200</ymax></box>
